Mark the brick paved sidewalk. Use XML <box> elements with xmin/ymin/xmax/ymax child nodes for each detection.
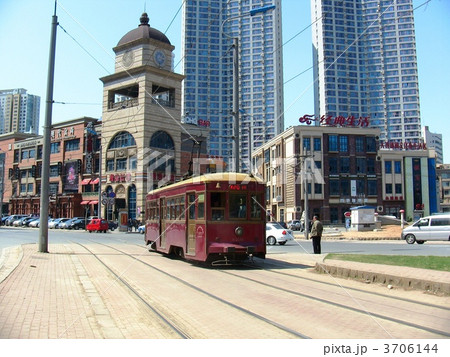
<box><xmin>0</xmin><ymin>244</ymin><xmax>119</xmax><ymax>338</ymax></box>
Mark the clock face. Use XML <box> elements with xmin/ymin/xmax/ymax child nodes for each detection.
<box><xmin>153</xmin><ymin>49</ymin><xmax>166</xmax><ymax>67</ymax></box>
<box><xmin>122</xmin><ymin>50</ymin><xmax>134</xmax><ymax>68</ymax></box>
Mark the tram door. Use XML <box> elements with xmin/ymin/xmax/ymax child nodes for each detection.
<box><xmin>160</xmin><ymin>197</ymin><xmax>166</xmax><ymax>249</ymax></box>
<box><xmin>186</xmin><ymin>193</ymin><xmax>196</xmax><ymax>255</ymax></box>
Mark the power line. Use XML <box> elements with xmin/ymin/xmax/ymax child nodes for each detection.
<box><xmin>58</xmin><ymin>23</ymin><xmax>110</xmax><ymax>75</ymax></box>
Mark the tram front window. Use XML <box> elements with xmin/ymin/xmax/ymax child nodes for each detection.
<box><xmin>230</xmin><ymin>194</ymin><xmax>247</xmax><ymax>219</ymax></box>
<box><xmin>211</xmin><ymin>192</ymin><xmax>225</xmax><ymax>220</ymax></box>
<box><xmin>250</xmin><ymin>194</ymin><xmax>263</xmax><ymax>219</ymax></box>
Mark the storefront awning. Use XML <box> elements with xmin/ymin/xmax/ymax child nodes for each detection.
<box><xmin>81</xmin><ymin>179</ymin><xmax>91</xmax><ymax>185</ymax></box>
<box><xmin>89</xmin><ymin>200</ymin><xmax>99</xmax><ymax>205</ymax></box>
<box><xmin>91</xmin><ymin>178</ymin><xmax>99</xmax><ymax>184</ymax></box>
<box><xmin>80</xmin><ymin>200</ymin><xmax>90</xmax><ymax>205</ymax></box>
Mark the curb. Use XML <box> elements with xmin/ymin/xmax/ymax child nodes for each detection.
<box><xmin>0</xmin><ymin>245</ymin><xmax>23</xmax><ymax>284</ymax></box>
<box><xmin>314</xmin><ymin>260</ymin><xmax>450</xmax><ymax>296</ymax></box>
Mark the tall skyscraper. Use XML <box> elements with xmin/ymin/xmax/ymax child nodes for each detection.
<box><xmin>422</xmin><ymin>125</ymin><xmax>443</xmax><ymax>164</ymax></box>
<box><xmin>0</xmin><ymin>88</ymin><xmax>40</xmax><ymax>135</ymax></box>
<box><xmin>311</xmin><ymin>0</ymin><xmax>421</xmax><ymax>144</ymax></box>
<box><xmin>181</xmin><ymin>0</ymin><xmax>284</xmax><ymax>171</ymax></box>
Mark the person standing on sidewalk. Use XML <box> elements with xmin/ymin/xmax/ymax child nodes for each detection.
<box><xmin>310</xmin><ymin>215</ymin><xmax>323</xmax><ymax>254</ymax></box>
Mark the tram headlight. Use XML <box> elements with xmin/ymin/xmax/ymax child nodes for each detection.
<box><xmin>235</xmin><ymin>226</ymin><xmax>244</xmax><ymax>237</ymax></box>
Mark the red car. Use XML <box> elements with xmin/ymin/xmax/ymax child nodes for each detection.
<box><xmin>86</xmin><ymin>219</ymin><xmax>109</xmax><ymax>233</ymax></box>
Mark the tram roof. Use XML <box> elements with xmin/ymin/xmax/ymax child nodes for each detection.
<box><xmin>147</xmin><ymin>172</ymin><xmax>264</xmax><ymax>195</ymax></box>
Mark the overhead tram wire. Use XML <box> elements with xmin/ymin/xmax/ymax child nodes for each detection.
<box><xmin>58</xmin><ymin>23</ymin><xmax>111</xmax><ymax>75</ymax></box>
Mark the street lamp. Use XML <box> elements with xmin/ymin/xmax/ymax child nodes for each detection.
<box><xmin>221</xmin><ymin>4</ymin><xmax>276</xmax><ymax>172</ymax></box>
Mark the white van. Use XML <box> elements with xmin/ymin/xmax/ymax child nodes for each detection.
<box><xmin>401</xmin><ymin>214</ymin><xmax>450</xmax><ymax>244</ymax></box>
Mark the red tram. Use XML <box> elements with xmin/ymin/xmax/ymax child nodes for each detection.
<box><xmin>144</xmin><ymin>173</ymin><xmax>266</xmax><ymax>265</ymax></box>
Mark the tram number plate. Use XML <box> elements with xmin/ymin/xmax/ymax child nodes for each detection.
<box><xmin>229</xmin><ymin>184</ymin><xmax>247</xmax><ymax>191</ymax></box>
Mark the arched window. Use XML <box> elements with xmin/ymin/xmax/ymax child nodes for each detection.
<box><xmin>108</xmin><ymin>131</ymin><xmax>136</xmax><ymax>149</ymax></box>
<box><xmin>149</xmin><ymin>131</ymin><xmax>175</xmax><ymax>174</ymax></box>
<box><xmin>150</xmin><ymin>131</ymin><xmax>174</xmax><ymax>150</ymax></box>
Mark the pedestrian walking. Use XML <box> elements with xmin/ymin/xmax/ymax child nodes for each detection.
<box><xmin>310</xmin><ymin>215</ymin><xmax>323</xmax><ymax>254</ymax></box>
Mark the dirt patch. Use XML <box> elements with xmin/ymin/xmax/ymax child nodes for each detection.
<box><xmin>337</xmin><ymin>225</ymin><xmax>403</xmax><ymax>240</ymax></box>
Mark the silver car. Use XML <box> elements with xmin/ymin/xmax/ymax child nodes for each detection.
<box><xmin>401</xmin><ymin>214</ymin><xmax>450</xmax><ymax>244</ymax></box>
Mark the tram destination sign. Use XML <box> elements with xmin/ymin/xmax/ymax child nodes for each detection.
<box><xmin>229</xmin><ymin>184</ymin><xmax>248</xmax><ymax>191</ymax></box>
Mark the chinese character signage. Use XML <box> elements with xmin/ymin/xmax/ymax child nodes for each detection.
<box><xmin>379</xmin><ymin>141</ymin><xmax>427</xmax><ymax>150</ymax></box>
<box><xmin>299</xmin><ymin>114</ymin><xmax>370</xmax><ymax>127</ymax></box>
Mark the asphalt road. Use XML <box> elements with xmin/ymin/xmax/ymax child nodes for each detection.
<box><xmin>1</xmin><ymin>226</ymin><xmax>449</xmax><ymax>256</ymax></box>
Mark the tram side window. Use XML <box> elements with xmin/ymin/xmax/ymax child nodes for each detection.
<box><xmin>250</xmin><ymin>194</ymin><xmax>263</xmax><ymax>219</ymax></box>
<box><xmin>211</xmin><ymin>192</ymin><xmax>225</xmax><ymax>220</ymax></box>
<box><xmin>230</xmin><ymin>193</ymin><xmax>247</xmax><ymax>219</ymax></box>
<box><xmin>179</xmin><ymin>196</ymin><xmax>185</xmax><ymax>219</ymax></box>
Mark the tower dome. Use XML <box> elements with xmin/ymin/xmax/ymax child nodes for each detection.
<box><xmin>117</xmin><ymin>12</ymin><xmax>171</xmax><ymax>47</ymax></box>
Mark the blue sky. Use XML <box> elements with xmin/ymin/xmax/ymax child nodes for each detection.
<box><xmin>1</xmin><ymin>0</ymin><xmax>449</xmax><ymax>161</ymax></box>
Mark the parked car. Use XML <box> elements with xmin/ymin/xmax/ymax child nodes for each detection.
<box><xmin>28</xmin><ymin>218</ymin><xmax>41</xmax><ymax>228</ymax></box>
<box><xmin>60</xmin><ymin>217</ymin><xmax>85</xmax><ymax>229</ymax></box>
<box><xmin>265</xmin><ymin>222</ymin><xmax>295</xmax><ymax>246</ymax></box>
<box><xmin>138</xmin><ymin>225</ymin><xmax>145</xmax><ymax>234</ymax></box>
<box><xmin>277</xmin><ymin>221</ymin><xmax>288</xmax><ymax>229</ymax></box>
<box><xmin>67</xmin><ymin>219</ymin><xmax>87</xmax><ymax>230</ymax></box>
<box><xmin>30</xmin><ymin>217</ymin><xmax>53</xmax><ymax>228</ymax></box>
<box><xmin>86</xmin><ymin>219</ymin><xmax>109</xmax><ymax>233</ymax></box>
<box><xmin>287</xmin><ymin>220</ymin><xmax>302</xmax><ymax>231</ymax></box>
<box><xmin>23</xmin><ymin>217</ymin><xmax>40</xmax><ymax>227</ymax></box>
<box><xmin>14</xmin><ymin>216</ymin><xmax>38</xmax><ymax>227</ymax></box>
<box><xmin>48</xmin><ymin>218</ymin><xmax>70</xmax><ymax>229</ymax></box>
<box><xmin>401</xmin><ymin>214</ymin><xmax>450</xmax><ymax>244</ymax></box>
<box><xmin>108</xmin><ymin>221</ymin><xmax>118</xmax><ymax>231</ymax></box>
<box><xmin>5</xmin><ymin>215</ymin><xmax>27</xmax><ymax>226</ymax></box>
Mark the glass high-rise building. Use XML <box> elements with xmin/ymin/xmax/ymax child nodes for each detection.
<box><xmin>311</xmin><ymin>0</ymin><xmax>421</xmax><ymax>144</ymax></box>
<box><xmin>181</xmin><ymin>0</ymin><xmax>284</xmax><ymax>171</ymax></box>
<box><xmin>0</xmin><ymin>88</ymin><xmax>40</xmax><ymax>135</ymax></box>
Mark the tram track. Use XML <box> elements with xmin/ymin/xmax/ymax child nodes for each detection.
<box><xmin>126</xmin><ymin>242</ymin><xmax>450</xmax><ymax>338</ymax></box>
<box><xmin>77</xmin><ymin>241</ymin><xmax>310</xmax><ymax>339</ymax></box>
<box><xmin>217</xmin><ymin>267</ymin><xmax>450</xmax><ymax>338</ymax></box>
<box><xmin>75</xmin><ymin>242</ymin><xmax>193</xmax><ymax>339</ymax></box>
<box><xmin>244</xmin><ymin>259</ymin><xmax>450</xmax><ymax>312</ymax></box>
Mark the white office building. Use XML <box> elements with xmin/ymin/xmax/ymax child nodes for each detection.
<box><xmin>311</xmin><ymin>0</ymin><xmax>421</xmax><ymax>144</ymax></box>
<box><xmin>181</xmin><ymin>0</ymin><xmax>284</xmax><ymax>171</ymax></box>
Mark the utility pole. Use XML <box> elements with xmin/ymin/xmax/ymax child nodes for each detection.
<box><xmin>296</xmin><ymin>150</ymin><xmax>312</xmax><ymax>240</ymax></box>
<box><xmin>232</xmin><ymin>37</ymin><xmax>240</xmax><ymax>172</ymax></box>
<box><xmin>0</xmin><ymin>152</ymin><xmax>5</xmax><ymax>219</ymax></box>
<box><xmin>38</xmin><ymin>2</ymin><xmax>58</xmax><ymax>253</ymax></box>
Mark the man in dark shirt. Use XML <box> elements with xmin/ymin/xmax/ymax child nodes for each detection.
<box><xmin>310</xmin><ymin>215</ymin><xmax>323</xmax><ymax>254</ymax></box>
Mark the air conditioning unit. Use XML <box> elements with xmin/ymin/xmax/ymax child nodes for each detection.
<box><xmin>377</xmin><ymin>205</ymin><xmax>383</xmax><ymax>212</ymax></box>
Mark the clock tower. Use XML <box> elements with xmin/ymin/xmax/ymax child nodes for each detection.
<box><xmin>99</xmin><ymin>12</ymin><xmax>184</xmax><ymax>222</ymax></box>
